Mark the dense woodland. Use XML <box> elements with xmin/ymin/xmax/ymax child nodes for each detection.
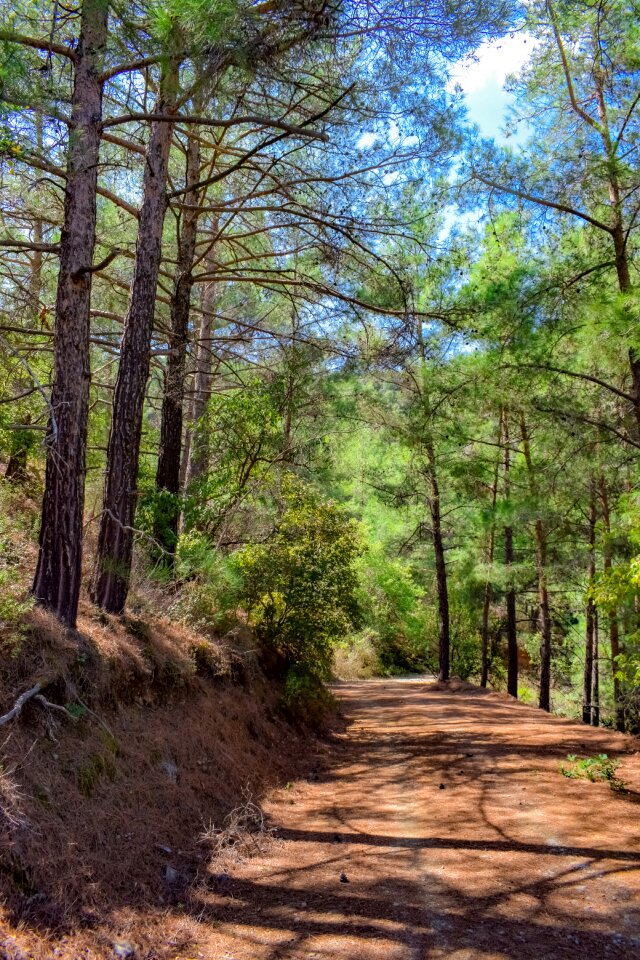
<box><xmin>1</xmin><ymin>0</ymin><xmax>640</xmax><ymax>729</ymax></box>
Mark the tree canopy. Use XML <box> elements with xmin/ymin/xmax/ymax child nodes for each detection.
<box><xmin>1</xmin><ymin>0</ymin><xmax>640</xmax><ymax>731</ymax></box>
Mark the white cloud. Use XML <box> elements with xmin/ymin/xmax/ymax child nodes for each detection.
<box><xmin>449</xmin><ymin>33</ymin><xmax>537</xmax><ymax>95</ymax></box>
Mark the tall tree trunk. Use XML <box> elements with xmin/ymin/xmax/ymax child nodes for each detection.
<box><xmin>503</xmin><ymin>411</ymin><xmax>518</xmax><ymax>698</ymax></box>
<box><xmin>184</xmin><ymin>243</ymin><xmax>218</xmax><ymax>491</ymax></box>
<box><xmin>154</xmin><ymin>131</ymin><xmax>201</xmax><ymax>558</ymax></box>
<box><xmin>426</xmin><ymin>438</ymin><xmax>449</xmax><ymax>681</ymax></box>
<box><xmin>480</xmin><ymin>413</ymin><xmax>502</xmax><ymax>687</ymax></box>
<box><xmin>520</xmin><ymin>416</ymin><xmax>552</xmax><ymax>712</ymax></box>
<box><xmin>598</xmin><ymin>475</ymin><xmax>625</xmax><ymax>731</ymax></box>
<box><xmin>583</xmin><ymin>481</ymin><xmax>597</xmax><ymax>724</ymax></box>
<box><xmin>592</xmin><ymin>609</ymin><xmax>600</xmax><ymax>727</ymax></box>
<box><xmin>92</xmin><ymin>59</ymin><xmax>179</xmax><ymax>613</ymax></box>
<box><xmin>32</xmin><ymin>0</ymin><xmax>108</xmax><ymax>627</ymax></box>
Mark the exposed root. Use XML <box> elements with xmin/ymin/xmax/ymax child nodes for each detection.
<box><xmin>33</xmin><ymin>695</ymin><xmax>78</xmax><ymax>722</ymax></box>
<box><xmin>0</xmin><ymin>683</ymin><xmax>42</xmax><ymax>727</ymax></box>
<box><xmin>0</xmin><ymin>682</ymin><xmax>78</xmax><ymax>727</ymax></box>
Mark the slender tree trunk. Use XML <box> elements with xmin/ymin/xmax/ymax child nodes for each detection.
<box><xmin>425</xmin><ymin>438</ymin><xmax>449</xmax><ymax>681</ymax></box>
<box><xmin>503</xmin><ymin>411</ymin><xmax>518</xmax><ymax>698</ymax></box>
<box><xmin>154</xmin><ymin>131</ymin><xmax>201</xmax><ymax>558</ymax></box>
<box><xmin>520</xmin><ymin>416</ymin><xmax>552</xmax><ymax>712</ymax></box>
<box><xmin>28</xmin><ymin>115</ymin><xmax>44</xmax><ymax>315</ymax></box>
<box><xmin>505</xmin><ymin>525</ymin><xmax>518</xmax><ymax>697</ymax></box>
<box><xmin>92</xmin><ymin>59</ymin><xmax>179</xmax><ymax>613</ymax></box>
<box><xmin>593</xmin><ymin>609</ymin><xmax>600</xmax><ymax>727</ymax></box>
<box><xmin>184</xmin><ymin>243</ymin><xmax>218</xmax><ymax>491</ymax></box>
<box><xmin>32</xmin><ymin>0</ymin><xmax>108</xmax><ymax>627</ymax></box>
<box><xmin>282</xmin><ymin>373</ymin><xmax>295</xmax><ymax>463</ymax></box>
<box><xmin>592</xmin><ymin>68</ymin><xmax>640</xmax><ymax>431</ymax></box>
<box><xmin>481</xmin><ymin>414</ymin><xmax>502</xmax><ymax>687</ymax></box>
<box><xmin>480</xmin><ymin>561</ymin><xmax>493</xmax><ymax>687</ymax></box>
<box><xmin>598</xmin><ymin>475</ymin><xmax>625</xmax><ymax>731</ymax></box>
<box><xmin>583</xmin><ymin>481</ymin><xmax>597</xmax><ymax>724</ymax></box>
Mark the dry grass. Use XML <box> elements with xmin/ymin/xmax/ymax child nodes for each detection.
<box><xmin>333</xmin><ymin>633</ymin><xmax>379</xmax><ymax>680</ymax></box>
<box><xmin>0</xmin><ymin>599</ymin><xmax>319</xmax><ymax>959</ymax></box>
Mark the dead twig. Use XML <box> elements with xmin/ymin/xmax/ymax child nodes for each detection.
<box><xmin>200</xmin><ymin>787</ymin><xmax>276</xmax><ymax>863</ymax></box>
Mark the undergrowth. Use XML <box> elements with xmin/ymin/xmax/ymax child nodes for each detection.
<box><xmin>560</xmin><ymin>753</ymin><xmax>627</xmax><ymax>792</ymax></box>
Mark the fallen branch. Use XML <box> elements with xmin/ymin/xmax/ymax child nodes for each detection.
<box><xmin>0</xmin><ymin>683</ymin><xmax>42</xmax><ymax>727</ymax></box>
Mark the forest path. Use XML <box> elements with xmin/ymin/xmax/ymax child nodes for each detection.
<box><xmin>192</xmin><ymin>679</ymin><xmax>640</xmax><ymax>960</ymax></box>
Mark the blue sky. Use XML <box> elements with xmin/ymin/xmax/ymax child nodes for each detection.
<box><xmin>448</xmin><ymin>34</ymin><xmax>535</xmax><ymax>142</ymax></box>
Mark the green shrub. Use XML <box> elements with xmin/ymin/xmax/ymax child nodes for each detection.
<box><xmin>0</xmin><ymin>567</ymin><xmax>34</xmax><ymax>656</ymax></box>
<box><xmin>136</xmin><ymin>486</ymin><xmax>182</xmax><ymax>560</ymax></box>
<box><xmin>282</xmin><ymin>664</ymin><xmax>336</xmax><ymax>724</ymax></box>
<box><xmin>560</xmin><ymin>753</ymin><xmax>626</xmax><ymax>792</ymax></box>
<box><xmin>235</xmin><ymin>476</ymin><xmax>363</xmax><ymax>683</ymax></box>
<box><xmin>170</xmin><ymin>533</ymin><xmax>242</xmax><ymax>629</ymax></box>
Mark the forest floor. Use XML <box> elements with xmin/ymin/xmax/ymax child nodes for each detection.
<box><xmin>3</xmin><ymin>676</ymin><xmax>640</xmax><ymax>959</ymax></box>
<box><xmin>188</xmin><ymin>678</ymin><xmax>640</xmax><ymax>960</ymax></box>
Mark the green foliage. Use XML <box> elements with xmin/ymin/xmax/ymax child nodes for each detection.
<box><xmin>0</xmin><ymin>486</ymin><xmax>34</xmax><ymax>653</ymax></box>
<box><xmin>560</xmin><ymin>754</ymin><xmax>626</xmax><ymax>792</ymax></box>
<box><xmin>0</xmin><ymin>568</ymin><xmax>32</xmax><ymax>628</ymax></box>
<box><xmin>235</xmin><ymin>476</ymin><xmax>363</xmax><ymax>683</ymax></box>
<box><xmin>184</xmin><ymin>378</ymin><xmax>283</xmax><ymax>536</ymax></box>
<box><xmin>449</xmin><ymin>605</ymin><xmax>482</xmax><ymax>681</ymax></box>
<box><xmin>281</xmin><ymin>663</ymin><xmax>336</xmax><ymax>723</ymax></box>
<box><xmin>136</xmin><ymin>486</ymin><xmax>182</xmax><ymax>558</ymax></box>
<box><xmin>356</xmin><ymin>546</ymin><xmax>429</xmax><ymax>673</ymax></box>
<box><xmin>65</xmin><ymin>702</ymin><xmax>88</xmax><ymax>721</ymax></box>
<box><xmin>149</xmin><ymin>0</ymin><xmax>238</xmax><ymax>47</ymax></box>
<box><xmin>171</xmin><ymin>532</ymin><xmax>243</xmax><ymax>628</ymax></box>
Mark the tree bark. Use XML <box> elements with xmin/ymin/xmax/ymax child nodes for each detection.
<box><xmin>480</xmin><ymin>413</ymin><xmax>502</xmax><ymax>687</ymax></box>
<box><xmin>598</xmin><ymin>475</ymin><xmax>625</xmax><ymax>731</ymax></box>
<box><xmin>425</xmin><ymin>437</ymin><xmax>449</xmax><ymax>681</ymax></box>
<box><xmin>520</xmin><ymin>416</ymin><xmax>552</xmax><ymax>711</ymax></box>
<box><xmin>32</xmin><ymin>0</ymin><xmax>108</xmax><ymax>627</ymax></box>
<box><xmin>583</xmin><ymin>481</ymin><xmax>597</xmax><ymax>724</ymax></box>
<box><xmin>184</xmin><ymin>241</ymin><xmax>219</xmax><ymax>491</ymax></box>
<box><xmin>592</xmin><ymin>609</ymin><xmax>600</xmax><ymax>726</ymax></box>
<box><xmin>503</xmin><ymin>411</ymin><xmax>518</xmax><ymax>698</ymax></box>
<box><xmin>92</xmin><ymin>58</ymin><xmax>179</xmax><ymax>613</ymax></box>
<box><xmin>154</xmin><ymin>130</ymin><xmax>202</xmax><ymax>558</ymax></box>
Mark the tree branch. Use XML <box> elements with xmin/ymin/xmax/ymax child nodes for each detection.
<box><xmin>72</xmin><ymin>247</ymin><xmax>125</xmax><ymax>278</ymax></box>
<box><xmin>0</xmin><ymin>238</ymin><xmax>59</xmax><ymax>253</ymax></box>
<box><xmin>471</xmin><ymin>169</ymin><xmax>613</xmax><ymax>233</ymax></box>
<box><xmin>101</xmin><ymin>112</ymin><xmax>328</xmax><ymax>141</ymax></box>
<box><xmin>546</xmin><ymin>0</ymin><xmax>598</xmax><ymax>131</ymax></box>
<box><xmin>0</xmin><ymin>30</ymin><xmax>76</xmax><ymax>62</ymax></box>
<box><xmin>100</xmin><ymin>55</ymin><xmax>161</xmax><ymax>83</ymax></box>
<box><xmin>501</xmin><ymin>362</ymin><xmax>635</xmax><ymax>404</ymax></box>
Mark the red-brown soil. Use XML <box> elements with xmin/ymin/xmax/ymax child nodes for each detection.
<box><xmin>3</xmin><ymin>677</ymin><xmax>640</xmax><ymax>959</ymax></box>
<box><xmin>189</xmin><ymin>679</ymin><xmax>640</xmax><ymax>960</ymax></box>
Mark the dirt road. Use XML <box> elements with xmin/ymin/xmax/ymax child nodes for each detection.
<box><xmin>192</xmin><ymin>679</ymin><xmax>640</xmax><ymax>960</ymax></box>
